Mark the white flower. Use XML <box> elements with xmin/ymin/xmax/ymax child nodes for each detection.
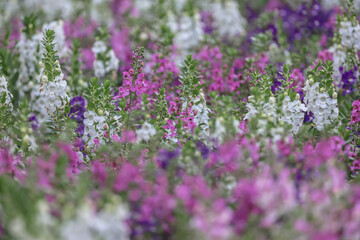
<box><xmin>213</xmin><ymin>118</ymin><xmax>226</xmax><ymax>143</ymax></box>
<box><xmin>303</xmin><ymin>80</ymin><xmax>338</xmax><ymax>131</ymax></box>
<box><xmin>136</xmin><ymin>121</ymin><xmax>156</xmax><ymax>142</ymax></box>
<box><xmin>84</xmin><ymin>110</ymin><xmax>106</xmax><ymax>146</ymax></box>
<box><xmin>24</xmin><ymin>0</ymin><xmax>73</xmax><ymax>20</ymax></box>
<box><xmin>61</xmin><ymin>201</ymin><xmax>130</xmax><ymax>240</ymax></box>
<box><xmin>210</xmin><ymin>1</ymin><xmax>246</xmax><ymax>38</ymax></box>
<box><xmin>105</xmin><ymin>50</ymin><xmax>120</xmax><ymax>72</ymax></box>
<box><xmin>92</xmin><ymin>40</ymin><xmax>107</xmax><ymax>55</ymax></box>
<box><xmin>168</xmin><ymin>13</ymin><xmax>204</xmax><ymax>63</ymax></box>
<box><xmin>339</xmin><ymin>21</ymin><xmax>360</xmax><ymax>50</ymax></box>
<box><xmin>0</xmin><ymin>76</ymin><xmax>13</xmax><ymax>110</ymax></box>
<box><xmin>134</xmin><ymin>0</ymin><xmax>154</xmax><ymax>13</ymax></box>
<box><xmin>329</xmin><ymin>45</ymin><xmax>347</xmax><ymax>86</ymax></box>
<box><xmin>192</xmin><ymin>93</ymin><xmax>211</xmax><ymax>137</ymax></box>
<box><xmin>280</xmin><ymin>97</ymin><xmax>306</xmax><ymax>134</ymax></box>
<box><xmin>94</xmin><ymin>60</ymin><xmax>106</xmax><ymax>78</ymax></box>
<box><xmin>92</xmin><ymin>41</ymin><xmax>119</xmax><ymax>78</ymax></box>
<box><xmin>244</xmin><ymin>102</ymin><xmax>258</xmax><ymax>120</ymax></box>
<box><xmin>37</xmin><ymin>61</ymin><xmax>68</xmax><ymax>115</ymax></box>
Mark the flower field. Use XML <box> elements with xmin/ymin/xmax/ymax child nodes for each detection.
<box><xmin>1</xmin><ymin>0</ymin><xmax>360</xmax><ymax>239</ymax></box>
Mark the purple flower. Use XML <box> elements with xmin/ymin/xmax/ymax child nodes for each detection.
<box><xmin>278</xmin><ymin>1</ymin><xmax>333</xmax><ymax>45</ymax></box>
<box><xmin>156</xmin><ymin>149</ymin><xmax>180</xmax><ymax>169</ymax></box>
<box><xmin>197</xmin><ymin>141</ymin><xmax>210</xmax><ymax>159</ymax></box>
<box><xmin>303</xmin><ymin>111</ymin><xmax>314</xmax><ymax>123</ymax></box>
<box><xmin>200</xmin><ymin>11</ymin><xmax>215</xmax><ymax>34</ymax></box>
<box><xmin>27</xmin><ymin>113</ymin><xmax>39</xmax><ymax>130</ymax></box>
<box><xmin>339</xmin><ymin>66</ymin><xmax>358</xmax><ymax>95</ymax></box>
<box><xmin>69</xmin><ymin>96</ymin><xmax>87</xmax><ymax>136</ymax></box>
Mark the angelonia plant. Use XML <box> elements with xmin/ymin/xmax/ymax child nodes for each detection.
<box><xmin>2</xmin><ymin>0</ymin><xmax>360</xmax><ymax>240</ymax></box>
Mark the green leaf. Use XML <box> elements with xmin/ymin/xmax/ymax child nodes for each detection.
<box><xmin>344</xmin><ymin>130</ymin><xmax>351</xmax><ymax>141</ymax></box>
<box><xmin>87</xmin><ymin>101</ymin><xmax>94</xmax><ymax>110</ymax></box>
<box><xmin>65</xmin><ymin>106</ymin><xmax>70</xmax><ymax>115</ymax></box>
<box><xmin>1</xmin><ymin>92</ymin><xmax>6</xmax><ymax>104</ymax></box>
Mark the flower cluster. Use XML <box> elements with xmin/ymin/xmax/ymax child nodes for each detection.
<box><xmin>136</xmin><ymin>121</ymin><xmax>156</xmax><ymax>142</ymax></box>
<box><xmin>17</xmin><ymin>28</ymin><xmax>42</xmax><ymax>98</ymax></box>
<box><xmin>340</xmin><ymin>66</ymin><xmax>358</xmax><ymax>95</ymax></box>
<box><xmin>68</xmin><ymin>96</ymin><xmax>87</xmax><ymax>136</ymax></box>
<box><xmin>339</xmin><ymin>20</ymin><xmax>360</xmax><ymax>49</ymax></box>
<box><xmin>38</xmin><ymin>60</ymin><xmax>69</xmax><ymax>114</ymax></box>
<box><xmin>350</xmin><ymin>99</ymin><xmax>360</xmax><ymax>124</ymax></box>
<box><xmin>168</xmin><ymin>14</ymin><xmax>204</xmax><ymax>61</ymax></box>
<box><xmin>60</xmin><ymin>201</ymin><xmax>130</xmax><ymax>240</ymax></box>
<box><xmin>118</xmin><ymin>71</ymin><xmax>147</xmax><ymax>98</ymax></box>
<box><xmin>331</xmin><ymin>12</ymin><xmax>360</xmax><ymax>88</ymax></box>
<box><xmin>83</xmin><ymin>110</ymin><xmax>106</xmax><ymax>147</ymax></box>
<box><xmin>192</xmin><ymin>92</ymin><xmax>211</xmax><ymax>137</ymax></box>
<box><xmin>280</xmin><ymin>95</ymin><xmax>307</xmax><ymax>134</ymax></box>
<box><xmin>209</xmin><ymin>1</ymin><xmax>246</xmax><ymax>39</ymax></box>
<box><xmin>303</xmin><ymin>80</ymin><xmax>338</xmax><ymax>131</ymax></box>
<box><xmin>92</xmin><ymin>40</ymin><xmax>119</xmax><ymax>78</ymax></box>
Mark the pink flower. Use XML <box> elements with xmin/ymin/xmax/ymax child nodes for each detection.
<box><xmin>163</xmin><ymin>119</ymin><xmax>177</xmax><ymax>138</ymax></box>
<box><xmin>350</xmin><ymin>110</ymin><xmax>360</xmax><ymax>124</ymax></box>
<box><xmin>352</xmin><ymin>100</ymin><xmax>360</xmax><ymax>111</ymax></box>
<box><xmin>289</xmin><ymin>68</ymin><xmax>305</xmax><ymax>92</ymax></box>
<box><xmin>92</xmin><ymin>160</ymin><xmax>107</xmax><ymax>187</ymax></box>
<box><xmin>117</xmin><ymin>86</ymin><xmax>130</xmax><ymax>98</ymax></box>
<box><xmin>120</xmin><ymin>130</ymin><xmax>137</xmax><ymax>143</ymax></box>
<box><xmin>112</xmin><ymin>134</ymin><xmax>120</xmax><ymax>142</ymax></box>
<box><xmin>277</xmin><ymin>138</ymin><xmax>293</xmax><ymax>157</ymax></box>
<box><xmin>318</xmin><ymin>49</ymin><xmax>333</xmax><ymax>62</ymax></box>
<box><xmin>81</xmin><ymin>48</ymin><xmax>95</xmax><ymax>70</ymax></box>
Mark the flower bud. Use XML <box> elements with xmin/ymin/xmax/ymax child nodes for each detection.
<box><xmin>139</xmin><ymin>32</ymin><xmax>147</xmax><ymax>41</ymax></box>
<box><xmin>332</xmin><ymin>92</ymin><xmax>338</xmax><ymax>99</ymax></box>
<box><xmin>320</xmin><ymin>87</ymin><xmax>324</xmax><ymax>93</ymax></box>
<box><xmin>269</xmin><ymin>97</ymin><xmax>276</xmax><ymax>104</ymax></box>
<box><xmin>20</xmin><ymin>126</ymin><xmax>27</xmax><ymax>134</ymax></box>
<box><xmin>41</xmin><ymin>75</ymin><xmax>48</xmax><ymax>82</ymax></box>
<box><xmin>296</xmin><ymin>93</ymin><xmax>300</xmax><ymax>100</ymax></box>
<box><xmin>248</xmin><ymin>95</ymin><xmax>254</xmax><ymax>103</ymax></box>
<box><xmin>309</xmin><ymin>78</ymin><xmax>314</xmax><ymax>85</ymax></box>
<box><xmin>98</xmin><ymin>109</ymin><xmax>104</xmax><ymax>116</ymax></box>
<box><xmin>23</xmin><ymin>134</ymin><xmax>30</xmax><ymax>145</ymax></box>
<box><xmin>79</xmin><ymin>79</ymin><xmax>85</xmax><ymax>87</ymax></box>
